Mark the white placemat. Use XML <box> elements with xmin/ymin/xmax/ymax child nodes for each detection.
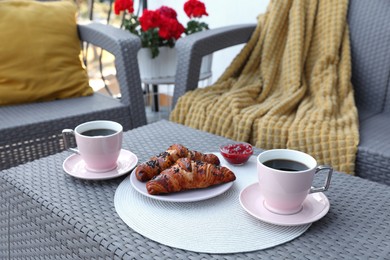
<box><xmin>114</xmin><ymin>155</ymin><xmax>311</xmax><ymax>253</ymax></box>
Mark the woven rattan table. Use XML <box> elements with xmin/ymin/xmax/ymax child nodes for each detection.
<box><xmin>1</xmin><ymin>120</ymin><xmax>390</xmax><ymax>259</ymax></box>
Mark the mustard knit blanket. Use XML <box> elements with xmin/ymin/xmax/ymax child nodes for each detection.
<box><xmin>170</xmin><ymin>0</ymin><xmax>359</xmax><ymax>174</ymax></box>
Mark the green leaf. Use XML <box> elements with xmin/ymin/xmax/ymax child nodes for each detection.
<box><xmin>185</xmin><ymin>20</ymin><xmax>209</xmax><ymax>35</ymax></box>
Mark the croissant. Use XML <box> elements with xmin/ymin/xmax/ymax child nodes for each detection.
<box><xmin>146</xmin><ymin>158</ymin><xmax>236</xmax><ymax>195</ymax></box>
<box><xmin>135</xmin><ymin>144</ymin><xmax>220</xmax><ymax>182</ymax></box>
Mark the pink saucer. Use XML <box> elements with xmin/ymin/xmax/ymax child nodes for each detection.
<box><xmin>239</xmin><ymin>183</ymin><xmax>330</xmax><ymax>226</ymax></box>
<box><xmin>63</xmin><ymin>149</ymin><xmax>138</xmax><ymax>180</ymax></box>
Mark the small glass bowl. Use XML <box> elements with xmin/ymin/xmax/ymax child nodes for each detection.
<box><xmin>219</xmin><ymin>143</ymin><xmax>253</xmax><ymax>165</ymax></box>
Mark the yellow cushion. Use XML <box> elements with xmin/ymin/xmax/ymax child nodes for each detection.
<box><xmin>0</xmin><ymin>0</ymin><xmax>93</xmax><ymax>106</ymax></box>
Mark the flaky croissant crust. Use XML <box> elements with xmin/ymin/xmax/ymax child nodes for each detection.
<box><xmin>146</xmin><ymin>158</ymin><xmax>236</xmax><ymax>195</ymax></box>
<box><xmin>135</xmin><ymin>144</ymin><xmax>220</xmax><ymax>182</ymax></box>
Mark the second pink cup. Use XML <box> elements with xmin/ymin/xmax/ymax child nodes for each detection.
<box><xmin>257</xmin><ymin>149</ymin><xmax>332</xmax><ymax>215</ymax></box>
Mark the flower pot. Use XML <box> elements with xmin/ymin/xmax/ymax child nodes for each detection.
<box><xmin>137</xmin><ymin>46</ymin><xmax>212</xmax><ymax>85</ymax></box>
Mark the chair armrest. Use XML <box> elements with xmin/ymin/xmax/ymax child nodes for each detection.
<box><xmin>172</xmin><ymin>24</ymin><xmax>257</xmax><ymax>108</ymax></box>
<box><xmin>78</xmin><ymin>22</ymin><xmax>147</xmax><ymax>127</ymax></box>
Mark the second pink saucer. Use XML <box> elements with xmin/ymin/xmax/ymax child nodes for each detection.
<box><xmin>239</xmin><ymin>183</ymin><xmax>330</xmax><ymax>226</ymax></box>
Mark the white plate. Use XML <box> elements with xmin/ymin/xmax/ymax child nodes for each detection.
<box><xmin>129</xmin><ymin>165</ymin><xmax>234</xmax><ymax>203</ymax></box>
<box><xmin>239</xmin><ymin>183</ymin><xmax>330</xmax><ymax>226</ymax></box>
<box><xmin>63</xmin><ymin>149</ymin><xmax>138</xmax><ymax>180</ymax></box>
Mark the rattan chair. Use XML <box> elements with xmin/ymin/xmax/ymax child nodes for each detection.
<box><xmin>0</xmin><ymin>22</ymin><xmax>147</xmax><ymax>171</ymax></box>
<box><xmin>172</xmin><ymin>0</ymin><xmax>390</xmax><ymax>185</ymax></box>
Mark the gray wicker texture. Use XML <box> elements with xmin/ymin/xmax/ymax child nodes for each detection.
<box><xmin>348</xmin><ymin>0</ymin><xmax>390</xmax><ymax>185</ymax></box>
<box><xmin>172</xmin><ymin>0</ymin><xmax>390</xmax><ymax>185</ymax></box>
<box><xmin>172</xmin><ymin>24</ymin><xmax>256</xmax><ymax>108</ymax></box>
<box><xmin>356</xmin><ymin>114</ymin><xmax>390</xmax><ymax>185</ymax></box>
<box><xmin>348</xmin><ymin>0</ymin><xmax>390</xmax><ymax>184</ymax></box>
<box><xmin>0</xmin><ymin>22</ymin><xmax>147</xmax><ymax>171</ymax></box>
<box><xmin>1</xmin><ymin>120</ymin><xmax>390</xmax><ymax>259</ymax></box>
<box><xmin>348</xmin><ymin>0</ymin><xmax>390</xmax><ymax>114</ymax></box>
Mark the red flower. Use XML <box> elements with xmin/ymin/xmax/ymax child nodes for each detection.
<box><xmin>158</xmin><ymin>16</ymin><xmax>185</xmax><ymax>40</ymax></box>
<box><xmin>184</xmin><ymin>0</ymin><xmax>208</xmax><ymax>18</ymax></box>
<box><xmin>171</xmin><ymin>21</ymin><xmax>185</xmax><ymax>39</ymax></box>
<box><xmin>139</xmin><ymin>8</ymin><xmax>185</xmax><ymax>40</ymax></box>
<box><xmin>114</xmin><ymin>0</ymin><xmax>134</xmax><ymax>15</ymax></box>
<box><xmin>157</xmin><ymin>6</ymin><xmax>177</xmax><ymax>19</ymax></box>
<box><xmin>113</xmin><ymin>0</ymin><xmax>209</xmax><ymax>58</ymax></box>
<box><xmin>139</xmin><ymin>10</ymin><xmax>161</xmax><ymax>31</ymax></box>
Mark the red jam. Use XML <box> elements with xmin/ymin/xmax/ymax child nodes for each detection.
<box><xmin>220</xmin><ymin>143</ymin><xmax>253</xmax><ymax>165</ymax></box>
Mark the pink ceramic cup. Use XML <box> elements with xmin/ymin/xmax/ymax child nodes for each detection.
<box><xmin>62</xmin><ymin>120</ymin><xmax>123</xmax><ymax>172</ymax></box>
<box><xmin>257</xmin><ymin>149</ymin><xmax>332</xmax><ymax>215</ymax></box>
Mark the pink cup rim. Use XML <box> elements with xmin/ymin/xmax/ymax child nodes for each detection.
<box><xmin>257</xmin><ymin>149</ymin><xmax>317</xmax><ymax>173</ymax></box>
<box><xmin>75</xmin><ymin>120</ymin><xmax>123</xmax><ymax>138</ymax></box>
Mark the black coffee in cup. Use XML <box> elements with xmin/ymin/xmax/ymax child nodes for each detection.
<box><xmin>81</xmin><ymin>128</ymin><xmax>117</xmax><ymax>137</ymax></box>
<box><xmin>263</xmin><ymin>159</ymin><xmax>309</xmax><ymax>171</ymax></box>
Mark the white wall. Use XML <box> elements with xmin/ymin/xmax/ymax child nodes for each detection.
<box><xmin>147</xmin><ymin>0</ymin><xmax>270</xmax><ymax>82</ymax></box>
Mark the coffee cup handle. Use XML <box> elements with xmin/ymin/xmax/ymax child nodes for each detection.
<box><xmin>309</xmin><ymin>165</ymin><xmax>333</xmax><ymax>194</ymax></box>
<box><xmin>62</xmin><ymin>129</ymin><xmax>79</xmax><ymax>154</ymax></box>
